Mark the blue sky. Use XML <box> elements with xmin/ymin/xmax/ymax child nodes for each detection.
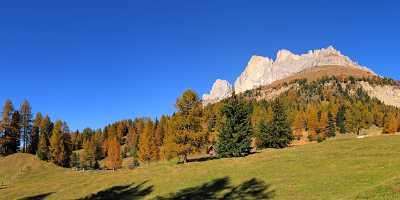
<box><xmin>1</xmin><ymin>0</ymin><xmax>399</xmax><ymax>130</ymax></box>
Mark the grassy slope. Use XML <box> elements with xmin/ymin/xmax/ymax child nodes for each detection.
<box><xmin>1</xmin><ymin>135</ymin><xmax>400</xmax><ymax>200</ymax></box>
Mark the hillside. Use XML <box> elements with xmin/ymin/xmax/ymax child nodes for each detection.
<box><xmin>1</xmin><ymin>135</ymin><xmax>400</xmax><ymax>200</ymax></box>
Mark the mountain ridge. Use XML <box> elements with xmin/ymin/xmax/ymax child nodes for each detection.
<box><xmin>203</xmin><ymin>46</ymin><xmax>376</xmax><ymax>105</ymax></box>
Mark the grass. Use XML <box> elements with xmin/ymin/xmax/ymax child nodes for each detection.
<box><xmin>1</xmin><ymin>135</ymin><xmax>400</xmax><ymax>199</ymax></box>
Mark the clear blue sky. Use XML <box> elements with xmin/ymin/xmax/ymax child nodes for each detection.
<box><xmin>1</xmin><ymin>0</ymin><xmax>399</xmax><ymax>130</ymax></box>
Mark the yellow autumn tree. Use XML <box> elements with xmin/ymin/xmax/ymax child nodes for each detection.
<box><xmin>292</xmin><ymin>111</ymin><xmax>305</xmax><ymax>140</ymax></box>
<box><xmin>105</xmin><ymin>137</ymin><xmax>122</xmax><ymax>170</ymax></box>
<box><xmin>306</xmin><ymin>105</ymin><xmax>319</xmax><ymax>141</ymax></box>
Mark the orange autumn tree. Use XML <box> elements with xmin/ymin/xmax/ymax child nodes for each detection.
<box><xmin>106</xmin><ymin>137</ymin><xmax>122</xmax><ymax>170</ymax></box>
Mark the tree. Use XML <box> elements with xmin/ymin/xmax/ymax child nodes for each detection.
<box><xmin>50</xmin><ymin>120</ymin><xmax>72</xmax><ymax>167</ymax></box>
<box><xmin>173</xmin><ymin>90</ymin><xmax>205</xmax><ymax>162</ymax></box>
<box><xmin>138</xmin><ymin>119</ymin><xmax>155</xmax><ymax>163</ymax></box>
<box><xmin>319</xmin><ymin>112</ymin><xmax>328</xmax><ymax>140</ymax></box>
<box><xmin>292</xmin><ymin>111</ymin><xmax>305</xmax><ymax>140</ymax></box>
<box><xmin>9</xmin><ymin>111</ymin><xmax>21</xmax><ymax>153</ymax></box>
<box><xmin>40</xmin><ymin>115</ymin><xmax>53</xmax><ymax>141</ymax></box>
<box><xmin>80</xmin><ymin>137</ymin><xmax>98</xmax><ymax>169</ymax></box>
<box><xmin>382</xmin><ymin>113</ymin><xmax>398</xmax><ymax>134</ymax></box>
<box><xmin>37</xmin><ymin>130</ymin><xmax>50</xmax><ymax>161</ymax></box>
<box><xmin>105</xmin><ymin>137</ymin><xmax>122</xmax><ymax>170</ymax></box>
<box><xmin>20</xmin><ymin>100</ymin><xmax>33</xmax><ymax>152</ymax></box>
<box><xmin>29</xmin><ymin>112</ymin><xmax>42</xmax><ymax>154</ymax></box>
<box><xmin>336</xmin><ymin>105</ymin><xmax>346</xmax><ymax>134</ymax></box>
<box><xmin>216</xmin><ymin>93</ymin><xmax>252</xmax><ymax>157</ymax></box>
<box><xmin>0</xmin><ymin>100</ymin><xmax>15</xmax><ymax>155</ymax></box>
<box><xmin>346</xmin><ymin>101</ymin><xmax>368</xmax><ymax>135</ymax></box>
<box><xmin>306</xmin><ymin>105</ymin><xmax>319</xmax><ymax>141</ymax></box>
<box><xmin>259</xmin><ymin>99</ymin><xmax>293</xmax><ymax>148</ymax></box>
<box><xmin>326</xmin><ymin>112</ymin><xmax>336</xmax><ymax>137</ymax></box>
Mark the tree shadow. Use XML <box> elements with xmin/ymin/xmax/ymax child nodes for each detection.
<box><xmin>155</xmin><ymin>177</ymin><xmax>274</xmax><ymax>200</ymax></box>
<box><xmin>18</xmin><ymin>192</ymin><xmax>54</xmax><ymax>200</ymax></box>
<box><xmin>186</xmin><ymin>156</ymin><xmax>219</xmax><ymax>163</ymax></box>
<box><xmin>78</xmin><ymin>181</ymin><xmax>153</xmax><ymax>200</ymax></box>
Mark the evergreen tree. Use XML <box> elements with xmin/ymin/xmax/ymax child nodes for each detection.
<box><xmin>327</xmin><ymin>111</ymin><xmax>336</xmax><ymax>137</ymax></box>
<box><xmin>260</xmin><ymin>99</ymin><xmax>293</xmax><ymax>148</ymax></box>
<box><xmin>40</xmin><ymin>115</ymin><xmax>53</xmax><ymax>142</ymax></box>
<box><xmin>216</xmin><ymin>93</ymin><xmax>252</xmax><ymax>157</ymax></box>
<box><xmin>336</xmin><ymin>105</ymin><xmax>346</xmax><ymax>134</ymax></box>
<box><xmin>9</xmin><ymin>111</ymin><xmax>21</xmax><ymax>153</ymax></box>
<box><xmin>29</xmin><ymin>112</ymin><xmax>42</xmax><ymax>154</ymax></box>
<box><xmin>20</xmin><ymin>100</ymin><xmax>33</xmax><ymax>152</ymax></box>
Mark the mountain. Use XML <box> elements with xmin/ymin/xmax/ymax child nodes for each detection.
<box><xmin>203</xmin><ymin>46</ymin><xmax>376</xmax><ymax>105</ymax></box>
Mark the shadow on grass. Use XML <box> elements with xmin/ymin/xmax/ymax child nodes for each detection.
<box><xmin>185</xmin><ymin>152</ymin><xmax>261</xmax><ymax>164</ymax></box>
<box><xmin>155</xmin><ymin>177</ymin><xmax>274</xmax><ymax>200</ymax></box>
<box><xmin>18</xmin><ymin>192</ymin><xmax>54</xmax><ymax>200</ymax></box>
<box><xmin>78</xmin><ymin>181</ymin><xmax>153</xmax><ymax>200</ymax></box>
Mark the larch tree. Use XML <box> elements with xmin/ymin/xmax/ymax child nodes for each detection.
<box><xmin>216</xmin><ymin>93</ymin><xmax>252</xmax><ymax>157</ymax></box>
<box><xmin>292</xmin><ymin>111</ymin><xmax>305</xmax><ymax>140</ymax></box>
<box><xmin>20</xmin><ymin>100</ymin><xmax>33</xmax><ymax>152</ymax></box>
<box><xmin>49</xmin><ymin>120</ymin><xmax>72</xmax><ymax>167</ymax></box>
<box><xmin>0</xmin><ymin>100</ymin><xmax>14</xmax><ymax>155</ymax></box>
<box><xmin>139</xmin><ymin>119</ymin><xmax>155</xmax><ymax>163</ymax></box>
<box><xmin>105</xmin><ymin>136</ymin><xmax>122</xmax><ymax>170</ymax></box>
<box><xmin>173</xmin><ymin>89</ymin><xmax>205</xmax><ymax>163</ymax></box>
<box><xmin>306</xmin><ymin>105</ymin><xmax>319</xmax><ymax>141</ymax></box>
<box><xmin>382</xmin><ymin>113</ymin><xmax>398</xmax><ymax>134</ymax></box>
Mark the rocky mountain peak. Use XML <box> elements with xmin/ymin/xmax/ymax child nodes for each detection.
<box><xmin>202</xmin><ymin>79</ymin><xmax>233</xmax><ymax>105</ymax></box>
<box><xmin>202</xmin><ymin>46</ymin><xmax>376</xmax><ymax>105</ymax></box>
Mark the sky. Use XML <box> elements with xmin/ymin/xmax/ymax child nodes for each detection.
<box><xmin>0</xmin><ymin>0</ymin><xmax>399</xmax><ymax>130</ymax></box>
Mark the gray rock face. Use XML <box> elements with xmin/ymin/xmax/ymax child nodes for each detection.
<box><xmin>234</xmin><ymin>46</ymin><xmax>374</xmax><ymax>94</ymax></box>
<box><xmin>202</xmin><ymin>79</ymin><xmax>233</xmax><ymax>105</ymax></box>
<box><xmin>203</xmin><ymin>46</ymin><xmax>375</xmax><ymax>104</ymax></box>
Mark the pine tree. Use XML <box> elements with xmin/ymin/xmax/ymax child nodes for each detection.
<box><xmin>260</xmin><ymin>99</ymin><xmax>293</xmax><ymax>148</ymax></box>
<box><xmin>40</xmin><ymin>115</ymin><xmax>53</xmax><ymax>142</ymax></box>
<box><xmin>20</xmin><ymin>100</ymin><xmax>33</xmax><ymax>152</ymax></box>
<box><xmin>9</xmin><ymin>111</ymin><xmax>21</xmax><ymax>153</ymax></box>
<box><xmin>336</xmin><ymin>105</ymin><xmax>346</xmax><ymax>134</ymax></box>
<box><xmin>106</xmin><ymin>137</ymin><xmax>122</xmax><ymax>170</ymax></box>
<box><xmin>327</xmin><ymin>111</ymin><xmax>336</xmax><ymax>137</ymax></box>
<box><xmin>216</xmin><ymin>93</ymin><xmax>252</xmax><ymax>157</ymax></box>
<box><xmin>173</xmin><ymin>90</ymin><xmax>205</xmax><ymax>162</ymax></box>
<box><xmin>29</xmin><ymin>112</ymin><xmax>42</xmax><ymax>154</ymax></box>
